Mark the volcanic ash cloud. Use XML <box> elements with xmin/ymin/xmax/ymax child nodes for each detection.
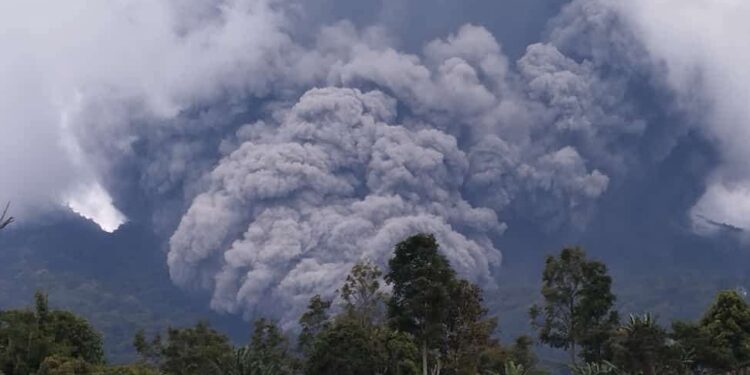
<box><xmin>168</xmin><ymin>87</ymin><xmax>504</xmax><ymax>324</ymax></box>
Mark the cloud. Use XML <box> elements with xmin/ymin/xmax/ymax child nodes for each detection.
<box><xmin>165</xmin><ymin>3</ymin><xmax>668</xmax><ymax>322</ymax></box>
<box><xmin>4</xmin><ymin>0</ymin><xmax>744</xmax><ymax>324</ymax></box>
<box><xmin>0</xmin><ymin>0</ymin><xmax>312</xmax><ymax>226</ymax></box>
<box><xmin>616</xmin><ymin>0</ymin><xmax>750</xmax><ymax>233</ymax></box>
<box><xmin>168</xmin><ymin>87</ymin><xmax>504</xmax><ymax>324</ymax></box>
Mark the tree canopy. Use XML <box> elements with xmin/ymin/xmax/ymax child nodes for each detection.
<box><xmin>530</xmin><ymin>247</ymin><xmax>619</xmax><ymax>364</ymax></box>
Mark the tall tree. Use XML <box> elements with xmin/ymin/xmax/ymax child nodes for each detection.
<box><xmin>137</xmin><ymin>321</ymin><xmax>234</xmax><ymax>375</ymax></box>
<box><xmin>508</xmin><ymin>336</ymin><xmax>539</xmax><ymax>373</ymax></box>
<box><xmin>386</xmin><ymin>233</ymin><xmax>456</xmax><ymax>375</ymax></box>
<box><xmin>696</xmin><ymin>290</ymin><xmax>750</xmax><ymax>372</ymax></box>
<box><xmin>443</xmin><ymin>279</ymin><xmax>497</xmax><ymax>375</ymax></box>
<box><xmin>133</xmin><ymin>330</ymin><xmax>162</xmax><ymax>367</ymax></box>
<box><xmin>304</xmin><ymin>261</ymin><xmax>419</xmax><ymax>375</ymax></box>
<box><xmin>340</xmin><ymin>260</ymin><xmax>386</xmax><ymax>326</ymax></box>
<box><xmin>298</xmin><ymin>295</ymin><xmax>332</xmax><ymax>355</ymax></box>
<box><xmin>530</xmin><ymin>247</ymin><xmax>618</xmax><ymax>364</ymax></box>
<box><xmin>243</xmin><ymin>318</ymin><xmax>294</xmax><ymax>374</ymax></box>
<box><xmin>304</xmin><ymin>316</ymin><xmax>419</xmax><ymax>375</ymax></box>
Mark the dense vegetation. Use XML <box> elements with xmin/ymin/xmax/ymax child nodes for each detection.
<box><xmin>1</xmin><ymin>232</ymin><xmax>749</xmax><ymax>374</ymax></box>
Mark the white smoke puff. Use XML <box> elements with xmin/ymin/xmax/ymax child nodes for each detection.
<box><xmin>169</xmin><ymin>87</ymin><xmax>504</xmax><ymax>324</ymax></box>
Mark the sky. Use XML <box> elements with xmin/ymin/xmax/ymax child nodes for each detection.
<box><xmin>1</xmin><ymin>0</ymin><xmax>749</xmax><ymax>325</ymax></box>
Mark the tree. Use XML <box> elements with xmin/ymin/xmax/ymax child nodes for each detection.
<box><xmin>443</xmin><ymin>279</ymin><xmax>497</xmax><ymax>375</ymax></box>
<box><xmin>304</xmin><ymin>261</ymin><xmax>419</xmax><ymax>375</ymax></box>
<box><xmin>671</xmin><ymin>320</ymin><xmax>712</xmax><ymax>373</ymax></box>
<box><xmin>98</xmin><ymin>363</ymin><xmax>163</xmax><ymax>375</ymax></box>
<box><xmin>340</xmin><ymin>260</ymin><xmax>386</xmax><ymax>327</ymax></box>
<box><xmin>298</xmin><ymin>295</ymin><xmax>332</xmax><ymax>355</ymax></box>
<box><xmin>304</xmin><ymin>317</ymin><xmax>383</xmax><ymax>375</ymax></box>
<box><xmin>610</xmin><ymin>314</ymin><xmax>675</xmax><ymax>375</ymax></box>
<box><xmin>304</xmin><ymin>316</ymin><xmax>418</xmax><ymax>375</ymax></box>
<box><xmin>477</xmin><ymin>337</ymin><xmax>544</xmax><ymax>375</ymax></box>
<box><xmin>136</xmin><ymin>321</ymin><xmax>233</xmax><ymax>375</ymax></box>
<box><xmin>502</xmin><ymin>361</ymin><xmax>528</xmax><ymax>375</ymax></box>
<box><xmin>0</xmin><ymin>291</ymin><xmax>104</xmax><ymax>375</ymax></box>
<box><xmin>133</xmin><ymin>329</ymin><xmax>162</xmax><ymax>367</ymax></box>
<box><xmin>530</xmin><ymin>247</ymin><xmax>618</xmax><ymax>364</ymax></box>
<box><xmin>36</xmin><ymin>355</ymin><xmax>94</xmax><ymax>375</ymax></box>
<box><xmin>0</xmin><ymin>202</ymin><xmax>13</xmax><ymax>231</ymax></box>
<box><xmin>386</xmin><ymin>233</ymin><xmax>456</xmax><ymax>375</ymax></box>
<box><xmin>243</xmin><ymin>318</ymin><xmax>294</xmax><ymax>374</ymax></box>
<box><xmin>694</xmin><ymin>290</ymin><xmax>750</xmax><ymax>371</ymax></box>
<box><xmin>508</xmin><ymin>336</ymin><xmax>539</xmax><ymax>373</ymax></box>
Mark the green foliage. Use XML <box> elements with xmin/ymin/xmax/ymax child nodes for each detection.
<box><xmin>443</xmin><ymin>279</ymin><xmax>498</xmax><ymax>374</ymax></box>
<box><xmin>135</xmin><ymin>321</ymin><xmax>233</xmax><ymax>375</ymax></box>
<box><xmin>45</xmin><ymin>310</ymin><xmax>105</xmax><ymax>364</ymax></box>
<box><xmin>341</xmin><ymin>260</ymin><xmax>386</xmax><ymax>326</ymax></box>
<box><xmin>503</xmin><ymin>361</ymin><xmax>527</xmax><ymax>375</ymax></box>
<box><xmin>530</xmin><ymin>247</ymin><xmax>618</xmax><ymax>364</ymax></box>
<box><xmin>671</xmin><ymin>289</ymin><xmax>750</xmax><ymax>373</ymax></box>
<box><xmin>304</xmin><ymin>258</ymin><xmax>421</xmax><ymax>375</ymax></box>
<box><xmin>508</xmin><ymin>336</ymin><xmax>538</xmax><ymax>373</ymax></box>
<box><xmin>305</xmin><ymin>316</ymin><xmax>419</xmax><ymax>375</ymax></box>
<box><xmin>298</xmin><ymin>295</ymin><xmax>331</xmax><ymax>355</ymax></box>
<box><xmin>20</xmin><ymin>232</ymin><xmax>750</xmax><ymax>375</ymax></box>
<box><xmin>97</xmin><ymin>363</ymin><xmax>163</xmax><ymax>375</ymax></box>
<box><xmin>386</xmin><ymin>233</ymin><xmax>456</xmax><ymax>374</ymax></box>
<box><xmin>699</xmin><ymin>289</ymin><xmax>750</xmax><ymax>370</ymax></box>
<box><xmin>0</xmin><ymin>291</ymin><xmax>104</xmax><ymax>375</ymax></box>
<box><xmin>242</xmin><ymin>318</ymin><xmax>295</xmax><ymax>374</ymax></box>
<box><xmin>133</xmin><ymin>330</ymin><xmax>161</xmax><ymax>367</ymax></box>
<box><xmin>671</xmin><ymin>320</ymin><xmax>712</xmax><ymax>373</ymax></box>
<box><xmin>569</xmin><ymin>361</ymin><xmax>621</xmax><ymax>375</ymax></box>
<box><xmin>219</xmin><ymin>346</ymin><xmax>253</xmax><ymax>375</ymax></box>
<box><xmin>477</xmin><ymin>337</ymin><xmax>545</xmax><ymax>375</ymax></box>
<box><xmin>36</xmin><ymin>355</ymin><xmax>94</xmax><ymax>375</ymax></box>
<box><xmin>608</xmin><ymin>313</ymin><xmax>688</xmax><ymax>375</ymax></box>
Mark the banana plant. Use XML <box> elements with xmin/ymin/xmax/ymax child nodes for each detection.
<box><xmin>570</xmin><ymin>361</ymin><xmax>626</xmax><ymax>375</ymax></box>
<box><xmin>504</xmin><ymin>361</ymin><xmax>528</xmax><ymax>375</ymax></box>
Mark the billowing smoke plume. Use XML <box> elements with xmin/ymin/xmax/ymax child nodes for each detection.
<box><xmin>2</xmin><ymin>0</ymin><xmax>744</xmax><ymax>322</ymax></box>
<box><xmin>164</xmin><ymin>12</ymin><xmax>655</xmax><ymax>320</ymax></box>
<box><xmin>616</xmin><ymin>0</ymin><xmax>750</xmax><ymax>234</ymax></box>
<box><xmin>169</xmin><ymin>87</ymin><xmax>504</xmax><ymax>323</ymax></box>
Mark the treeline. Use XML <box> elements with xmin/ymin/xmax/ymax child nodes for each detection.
<box><xmin>529</xmin><ymin>247</ymin><xmax>750</xmax><ymax>375</ymax></box>
<box><xmin>1</xmin><ymin>234</ymin><xmax>749</xmax><ymax>375</ymax></box>
<box><xmin>130</xmin><ymin>234</ymin><xmax>539</xmax><ymax>375</ymax></box>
